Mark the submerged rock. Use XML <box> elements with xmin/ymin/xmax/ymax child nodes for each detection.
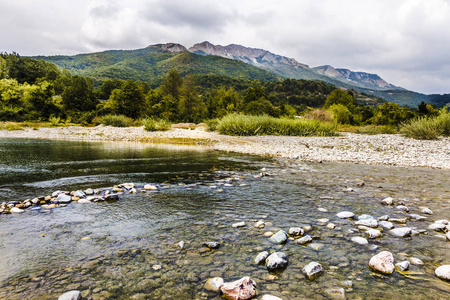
<box><xmin>220</xmin><ymin>276</ymin><xmax>257</xmax><ymax>300</ymax></box>
<box><xmin>369</xmin><ymin>251</ymin><xmax>395</xmax><ymax>274</ymax></box>
<box><xmin>395</xmin><ymin>261</ymin><xmax>410</xmax><ymax>271</ymax></box>
<box><xmin>366</xmin><ymin>229</ymin><xmax>381</xmax><ymax>239</ymax></box>
<box><xmin>254</xmin><ymin>251</ymin><xmax>269</xmax><ymax>265</ymax></box>
<box><xmin>355</xmin><ymin>219</ymin><xmax>378</xmax><ymax>228</ymax></box>
<box><xmin>379</xmin><ymin>221</ymin><xmax>395</xmax><ymax>230</ymax></box>
<box><xmin>232</xmin><ymin>221</ymin><xmax>246</xmax><ymax>228</ymax></box>
<box><xmin>266</xmin><ymin>252</ymin><xmax>288</xmax><ymax>271</ymax></box>
<box><xmin>351</xmin><ymin>236</ymin><xmax>369</xmax><ymax>245</ymax></box>
<box><xmin>288</xmin><ymin>227</ymin><xmax>304</xmax><ymax>236</ymax></box>
<box><xmin>336</xmin><ymin>211</ymin><xmax>355</xmax><ymax>219</ymax></box>
<box><xmin>261</xmin><ymin>295</ymin><xmax>283</xmax><ymax>300</ymax></box>
<box><xmin>325</xmin><ymin>288</ymin><xmax>345</xmax><ymax>299</ymax></box>
<box><xmin>254</xmin><ymin>220</ymin><xmax>265</xmax><ymax>228</ymax></box>
<box><xmin>428</xmin><ymin>222</ymin><xmax>447</xmax><ymax>232</ymax></box>
<box><xmin>58</xmin><ymin>290</ymin><xmax>81</xmax><ymax>300</ymax></box>
<box><xmin>381</xmin><ymin>197</ymin><xmax>394</xmax><ymax>205</ymax></box>
<box><xmin>303</xmin><ymin>262</ymin><xmax>323</xmax><ymax>280</ymax></box>
<box><xmin>408</xmin><ymin>214</ymin><xmax>427</xmax><ymax>221</ymax></box>
<box><xmin>420</xmin><ymin>207</ymin><xmax>433</xmax><ymax>215</ymax></box>
<box><xmin>204</xmin><ymin>277</ymin><xmax>224</xmax><ymax>291</ymax></box>
<box><xmin>204</xmin><ymin>242</ymin><xmax>220</xmax><ymax>249</ymax></box>
<box><xmin>435</xmin><ymin>265</ymin><xmax>450</xmax><ymax>281</ymax></box>
<box><xmin>296</xmin><ymin>235</ymin><xmax>313</xmax><ymax>245</ymax></box>
<box><xmin>269</xmin><ymin>230</ymin><xmax>288</xmax><ymax>244</ymax></box>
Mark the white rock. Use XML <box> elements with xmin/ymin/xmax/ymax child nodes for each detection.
<box><xmin>254</xmin><ymin>251</ymin><xmax>269</xmax><ymax>264</ymax></box>
<box><xmin>85</xmin><ymin>188</ymin><xmax>94</xmax><ymax>195</ymax></box>
<box><xmin>58</xmin><ymin>290</ymin><xmax>81</xmax><ymax>300</ymax></box>
<box><xmin>435</xmin><ymin>265</ymin><xmax>450</xmax><ymax>281</ymax></box>
<box><xmin>288</xmin><ymin>227</ymin><xmax>304</xmax><ymax>236</ymax></box>
<box><xmin>351</xmin><ymin>236</ymin><xmax>369</xmax><ymax>245</ymax></box>
<box><xmin>303</xmin><ymin>262</ymin><xmax>323</xmax><ymax>280</ymax></box>
<box><xmin>327</xmin><ymin>223</ymin><xmax>336</xmax><ymax>229</ymax></box>
<box><xmin>254</xmin><ymin>220</ymin><xmax>265</xmax><ymax>228</ymax></box>
<box><xmin>266</xmin><ymin>252</ymin><xmax>288</xmax><ymax>271</ymax></box>
<box><xmin>261</xmin><ymin>295</ymin><xmax>284</xmax><ymax>300</ymax></box>
<box><xmin>420</xmin><ymin>208</ymin><xmax>433</xmax><ymax>215</ymax></box>
<box><xmin>336</xmin><ymin>211</ymin><xmax>354</xmax><ymax>219</ymax></box>
<box><xmin>435</xmin><ymin>219</ymin><xmax>449</xmax><ymax>225</ymax></box>
<box><xmin>395</xmin><ymin>261</ymin><xmax>410</xmax><ymax>271</ymax></box>
<box><xmin>410</xmin><ymin>257</ymin><xmax>424</xmax><ymax>265</ymax></box>
<box><xmin>10</xmin><ymin>207</ymin><xmax>24</xmax><ymax>213</ymax></box>
<box><xmin>232</xmin><ymin>221</ymin><xmax>246</xmax><ymax>228</ymax></box>
<box><xmin>220</xmin><ymin>277</ymin><xmax>257</xmax><ymax>300</ymax></box>
<box><xmin>177</xmin><ymin>241</ymin><xmax>185</xmax><ymax>249</ymax></box>
<box><xmin>144</xmin><ymin>184</ymin><xmax>158</xmax><ymax>190</ymax></box>
<box><xmin>369</xmin><ymin>251</ymin><xmax>395</xmax><ymax>274</ymax></box>
<box><xmin>381</xmin><ymin>197</ymin><xmax>394</xmax><ymax>205</ymax></box>
<box><xmin>355</xmin><ymin>219</ymin><xmax>378</xmax><ymax>228</ymax></box>
<box><xmin>389</xmin><ymin>227</ymin><xmax>412</xmax><ymax>237</ymax></box>
<box><xmin>428</xmin><ymin>223</ymin><xmax>447</xmax><ymax>232</ymax></box>
<box><xmin>204</xmin><ymin>277</ymin><xmax>224</xmax><ymax>291</ymax></box>
<box><xmin>366</xmin><ymin>229</ymin><xmax>382</xmax><ymax>239</ymax></box>
<box><xmin>379</xmin><ymin>221</ymin><xmax>395</xmax><ymax>230</ymax></box>
<box><xmin>296</xmin><ymin>235</ymin><xmax>313</xmax><ymax>245</ymax></box>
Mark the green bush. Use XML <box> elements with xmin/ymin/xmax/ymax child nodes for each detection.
<box><xmin>101</xmin><ymin>114</ymin><xmax>134</xmax><ymax>127</ymax></box>
<box><xmin>216</xmin><ymin>113</ymin><xmax>337</xmax><ymax>136</ymax></box>
<box><xmin>328</xmin><ymin>104</ymin><xmax>352</xmax><ymax>124</ymax></box>
<box><xmin>50</xmin><ymin>116</ymin><xmax>60</xmax><ymax>126</ymax></box>
<box><xmin>400</xmin><ymin>117</ymin><xmax>442</xmax><ymax>140</ymax></box>
<box><xmin>434</xmin><ymin>108</ymin><xmax>450</xmax><ymax>136</ymax></box>
<box><xmin>205</xmin><ymin>118</ymin><xmax>219</xmax><ymax>131</ymax></box>
<box><xmin>142</xmin><ymin>118</ymin><xmax>171</xmax><ymax>131</ymax></box>
<box><xmin>355</xmin><ymin>125</ymin><xmax>397</xmax><ymax>135</ymax></box>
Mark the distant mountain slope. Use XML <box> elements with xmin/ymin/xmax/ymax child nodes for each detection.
<box><xmin>33</xmin><ymin>44</ymin><xmax>279</xmax><ymax>87</ymax></box>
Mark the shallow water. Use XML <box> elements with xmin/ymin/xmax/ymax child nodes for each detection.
<box><xmin>0</xmin><ymin>138</ymin><xmax>449</xmax><ymax>299</ymax></box>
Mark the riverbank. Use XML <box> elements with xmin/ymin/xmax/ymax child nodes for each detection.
<box><xmin>1</xmin><ymin>125</ymin><xmax>449</xmax><ymax>169</ymax></box>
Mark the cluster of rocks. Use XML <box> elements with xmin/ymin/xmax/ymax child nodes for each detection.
<box><xmin>0</xmin><ymin>183</ymin><xmax>162</xmax><ymax>215</ymax></box>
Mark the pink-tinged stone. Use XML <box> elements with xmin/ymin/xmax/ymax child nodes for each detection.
<box><xmin>369</xmin><ymin>251</ymin><xmax>395</xmax><ymax>274</ymax></box>
<box><xmin>220</xmin><ymin>276</ymin><xmax>257</xmax><ymax>300</ymax></box>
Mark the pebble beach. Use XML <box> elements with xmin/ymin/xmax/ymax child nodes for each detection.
<box><xmin>1</xmin><ymin>125</ymin><xmax>449</xmax><ymax>169</ymax></box>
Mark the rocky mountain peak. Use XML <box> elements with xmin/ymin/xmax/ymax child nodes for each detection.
<box><xmin>147</xmin><ymin>43</ymin><xmax>187</xmax><ymax>53</ymax></box>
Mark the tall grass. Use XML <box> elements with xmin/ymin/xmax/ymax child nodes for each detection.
<box><xmin>142</xmin><ymin>118</ymin><xmax>171</xmax><ymax>131</ymax></box>
<box><xmin>216</xmin><ymin>113</ymin><xmax>337</xmax><ymax>136</ymax></box>
<box><xmin>101</xmin><ymin>115</ymin><xmax>134</xmax><ymax>127</ymax></box>
<box><xmin>400</xmin><ymin>109</ymin><xmax>450</xmax><ymax>140</ymax></box>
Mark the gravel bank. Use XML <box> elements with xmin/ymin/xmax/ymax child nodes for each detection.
<box><xmin>1</xmin><ymin>125</ymin><xmax>449</xmax><ymax>169</ymax></box>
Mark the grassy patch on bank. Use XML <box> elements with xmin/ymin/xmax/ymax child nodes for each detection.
<box><xmin>400</xmin><ymin>109</ymin><xmax>450</xmax><ymax>140</ymax></box>
<box><xmin>216</xmin><ymin>113</ymin><xmax>337</xmax><ymax>136</ymax></box>
<box><xmin>142</xmin><ymin>118</ymin><xmax>171</xmax><ymax>131</ymax></box>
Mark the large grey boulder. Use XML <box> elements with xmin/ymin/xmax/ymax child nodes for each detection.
<box><xmin>58</xmin><ymin>291</ymin><xmax>81</xmax><ymax>300</ymax></box>
<box><xmin>266</xmin><ymin>252</ymin><xmax>288</xmax><ymax>271</ymax></box>
<box><xmin>302</xmin><ymin>262</ymin><xmax>323</xmax><ymax>280</ymax></box>
<box><xmin>269</xmin><ymin>230</ymin><xmax>288</xmax><ymax>244</ymax></box>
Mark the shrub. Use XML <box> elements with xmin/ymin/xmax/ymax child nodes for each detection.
<box><xmin>205</xmin><ymin>118</ymin><xmax>219</xmax><ymax>131</ymax></box>
<box><xmin>50</xmin><ymin>116</ymin><xmax>60</xmax><ymax>126</ymax></box>
<box><xmin>142</xmin><ymin>118</ymin><xmax>171</xmax><ymax>131</ymax></box>
<box><xmin>328</xmin><ymin>104</ymin><xmax>352</xmax><ymax>124</ymax></box>
<box><xmin>400</xmin><ymin>117</ymin><xmax>442</xmax><ymax>140</ymax></box>
<box><xmin>434</xmin><ymin>108</ymin><xmax>450</xmax><ymax>136</ymax></box>
<box><xmin>355</xmin><ymin>125</ymin><xmax>397</xmax><ymax>135</ymax></box>
<box><xmin>101</xmin><ymin>114</ymin><xmax>134</xmax><ymax>127</ymax></box>
<box><xmin>216</xmin><ymin>113</ymin><xmax>337</xmax><ymax>136</ymax></box>
<box><xmin>302</xmin><ymin>108</ymin><xmax>334</xmax><ymax>123</ymax></box>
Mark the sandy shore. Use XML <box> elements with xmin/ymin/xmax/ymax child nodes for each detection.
<box><xmin>1</xmin><ymin>125</ymin><xmax>449</xmax><ymax>169</ymax></box>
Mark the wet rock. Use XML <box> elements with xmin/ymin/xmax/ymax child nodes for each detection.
<box><xmin>381</xmin><ymin>197</ymin><xmax>394</xmax><ymax>205</ymax></box>
<box><xmin>342</xmin><ymin>280</ymin><xmax>353</xmax><ymax>287</ymax></box>
<box><xmin>220</xmin><ymin>276</ymin><xmax>257</xmax><ymax>300</ymax></box>
<box><xmin>317</xmin><ymin>218</ymin><xmax>329</xmax><ymax>223</ymax></box>
<box><xmin>395</xmin><ymin>261</ymin><xmax>410</xmax><ymax>271</ymax></box>
<box><xmin>327</xmin><ymin>223</ymin><xmax>336</xmax><ymax>229</ymax></box>
<box><xmin>269</xmin><ymin>230</ymin><xmax>288</xmax><ymax>244</ymax></box>
<box><xmin>389</xmin><ymin>227</ymin><xmax>412</xmax><ymax>237</ymax></box>
<box><xmin>178</xmin><ymin>241</ymin><xmax>185</xmax><ymax>249</ymax></box>
<box><xmin>73</xmin><ymin>190</ymin><xmax>86</xmax><ymax>198</ymax></box>
<box><xmin>325</xmin><ymin>288</ymin><xmax>345</xmax><ymax>299</ymax></box>
<box><xmin>410</xmin><ymin>257</ymin><xmax>424</xmax><ymax>265</ymax></box>
<box><xmin>390</xmin><ymin>218</ymin><xmax>407</xmax><ymax>224</ymax></box>
<box><xmin>357</xmin><ymin>214</ymin><xmax>374</xmax><ymax>220</ymax></box>
<box><xmin>105</xmin><ymin>193</ymin><xmax>120</xmax><ymax>200</ymax></box>
<box><xmin>56</xmin><ymin>194</ymin><xmax>72</xmax><ymax>203</ymax></box>
<box><xmin>261</xmin><ymin>295</ymin><xmax>283</xmax><ymax>300</ymax></box>
<box><xmin>318</xmin><ymin>207</ymin><xmax>328</xmax><ymax>212</ymax></box>
<box><xmin>446</xmin><ymin>232</ymin><xmax>450</xmax><ymax>241</ymax></box>
<box><xmin>396</xmin><ymin>205</ymin><xmax>409</xmax><ymax>212</ymax></box>
<box><xmin>379</xmin><ymin>221</ymin><xmax>395</xmax><ymax>230</ymax></box>
<box><xmin>296</xmin><ymin>235</ymin><xmax>313</xmax><ymax>245</ymax></box>
<box><xmin>58</xmin><ymin>290</ymin><xmax>81</xmax><ymax>300</ymax></box>
<box><xmin>144</xmin><ymin>184</ymin><xmax>158</xmax><ymax>190</ymax></box>
<box><xmin>204</xmin><ymin>277</ymin><xmax>224</xmax><ymax>291</ymax></box>
<box><xmin>10</xmin><ymin>207</ymin><xmax>24</xmax><ymax>213</ymax></box>
<box><xmin>378</xmin><ymin>215</ymin><xmax>390</xmax><ymax>221</ymax></box>
<box><xmin>266</xmin><ymin>252</ymin><xmax>288</xmax><ymax>271</ymax></box>
<box><xmin>408</xmin><ymin>214</ymin><xmax>427</xmax><ymax>221</ymax></box>
<box><xmin>249</xmin><ymin>250</ymin><xmax>268</xmax><ymax>265</ymax></box>
<box><xmin>351</xmin><ymin>236</ymin><xmax>368</xmax><ymax>245</ymax></box>
<box><xmin>435</xmin><ymin>265</ymin><xmax>450</xmax><ymax>281</ymax></box>
<box><xmin>232</xmin><ymin>221</ymin><xmax>246</xmax><ymax>228</ymax></box>
<box><xmin>85</xmin><ymin>188</ymin><xmax>94</xmax><ymax>195</ymax></box>
<box><xmin>336</xmin><ymin>211</ymin><xmax>354</xmax><ymax>219</ymax></box>
<box><xmin>302</xmin><ymin>262</ymin><xmax>323</xmax><ymax>280</ymax></box>
<box><xmin>369</xmin><ymin>251</ymin><xmax>395</xmax><ymax>274</ymax></box>
<box><xmin>204</xmin><ymin>242</ymin><xmax>220</xmax><ymax>249</ymax></box>
<box><xmin>254</xmin><ymin>220</ymin><xmax>265</xmax><ymax>228</ymax></box>
<box><xmin>355</xmin><ymin>219</ymin><xmax>378</xmax><ymax>228</ymax></box>
<box><xmin>420</xmin><ymin>208</ymin><xmax>433</xmax><ymax>215</ymax></box>
<box><xmin>366</xmin><ymin>229</ymin><xmax>381</xmax><ymax>239</ymax></box>
<box><xmin>428</xmin><ymin>222</ymin><xmax>447</xmax><ymax>232</ymax></box>
<box><xmin>288</xmin><ymin>227</ymin><xmax>304</xmax><ymax>236</ymax></box>
<box><xmin>308</xmin><ymin>243</ymin><xmax>324</xmax><ymax>250</ymax></box>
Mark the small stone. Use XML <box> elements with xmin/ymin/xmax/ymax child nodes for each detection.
<box><xmin>318</xmin><ymin>207</ymin><xmax>328</xmax><ymax>212</ymax></box>
<box><xmin>390</xmin><ymin>218</ymin><xmax>407</xmax><ymax>224</ymax></box>
<box><xmin>369</xmin><ymin>251</ymin><xmax>395</xmax><ymax>274</ymax></box>
<box><xmin>336</xmin><ymin>211</ymin><xmax>354</xmax><ymax>219</ymax></box>
<box><xmin>261</xmin><ymin>295</ymin><xmax>283</xmax><ymax>300</ymax></box>
<box><xmin>381</xmin><ymin>197</ymin><xmax>394</xmax><ymax>205</ymax></box>
<box><xmin>357</xmin><ymin>214</ymin><xmax>374</xmax><ymax>220</ymax></box>
<box><xmin>420</xmin><ymin>208</ymin><xmax>433</xmax><ymax>215</ymax></box>
<box><xmin>254</xmin><ymin>251</ymin><xmax>269</xmax><ymax>264</ymax></box>
<box><xmin>266</xmin><ymin>252</ymin><xmax>288</xmax><ymax>271</ymax></box>
<box><xmin>308</xmin><ymin>243</ymin><xmax>324</xmax><ymax>250</ymax></box>
<box><xmin>327</xmin><ymin>223</ymin><xmax>336</xmax><ymax>229</ymax></box>
<box><xmin>58</xmin><ymin>290</ymin><xmax>81</xmax><ymax>300</ymax></box>
<box><xmin>366</xmin><ymin>229</ymin><xmax>381</xmax><ymax>239</ymax></box>
<box><xmin>355</xmin><ymin>219</ymin><xmax>378</xmax><ymax>228</ymax></box>
<box><xmin>303</xmin><ymin>225</ymin><xmax>312</xmax><ymax>231</ymax></box>
<box><xmin>73</xmin><ymin>190</ymin><xmax>86</xmax><ymax>198</ymax></box>
<box><xmin>428</xmin><ymin>223</ymin><xmax>447</xmax><ymax>232</ymax></box>
<box><xmin>178</xmin><ymin>241</ymin><xmax>185</xmax><ymax>249</ymax></box>
<box><xmin>85</xmin><ymin>188</ymin><xmax>94</xmax><ymax>195</ymax></box>
<box><xmin>254</xmin><ymin>220</ymin><xmax>265</xmax><ymax>228</ymax></box>
<box><xmin>351</xmin><ymin>236</ymin><xmax>369</xmax><ymax>245</ymax></box>
<box><xmin>325</xmin><ymin>288</ymin><xmax>345</xmax><ymax>299</ymax></box>
<box><xmin>395</xmin><ymin>261</ymin><xmax>410</xmax><ymax>271</ymax></box>
<box><xmin>303</xmin><ymin>262</ymin><xmax>323</xmax><ymax>280</ymax></box>
<box><xmin>288</xmin><ymin>227</ymin><xmax>304</xmax><ymax>236</ymax></box>
<box><xmin>56</xmin><ymin>194</ymin><xmax>72</xmax><ymax>203</ymax></box>
<box><xmin>379</xmin><ymin>221</ymin><xmax>395</xmax><ymax>230</ymax></box>
<box><xmin>389</xmin><ymin>227</ymin><xmax>412</xmax><ymax>237</ymax></box>
<box><xmin>378</xmin><ymin>215</ymin><xmax>390</xmax><ymax>221</ymax></box>
<box><xmin>204</xmin><ymin>242</ymin><xmax>220</xmax><ymax>249</ymax></box>
<box><xmin>144</xmin><ymin>184</ymin><xmax>158</xmax><ymax>190</ymax></box>
<box><xmin>296</xmin><ymin>235</ymin><xmax>313</xmax><ymax>245</ymax></box>
<box><xmin>317</xmin><ymin>218</ymin><xmax>330</xmax><ymax>223</ymax></box>
<box><xmin>410</xmin><ymin>257</ymin><xmax>424</xmax><ymax>265</ymax></box>
<box><xmin>396</xmin><ymin>205</ymin><xmax>409</xmax><ymax>212</ymax></box>
<box><xmin>269</xmin><ymin>230</ymin><xmax>288</xmax><ymax>244</ymax></box>
<box><xmin>435</xmin><ymin>265</ymin><xmax>450</xmax><ymax>281</ymax></box>
<box><xmin>342</xmin><ymin>280</ymin><xmax>353</xmax><ymax>287</ymax></box>
<box><xmin>152</xmin><ymin>264</ymin><xmax>161</xmax><ymax>270</ymax></box>
<box><xmin>232</xmin><ymin>221</ymin><xmax>246</xmax><ymax>228</ymax></box>
<box><xmin>220</xmin><ymin>277</ymin><xmax>257</xmax><ymax>300</ymax></box>
<box><xmin>10</xmin><ymin>207</ymin><xmax>24</xmax><ymax>213</ymax></box>
<box><xmin>204</xmin><ymin>277</ymin><xmax>224</xmax><ymax>291</ymax></box>
<box><xmin>264</xmin><ymin>231</ymin><xmax>274</xmax><ymax>237</ymax></box>
<box><xmin>408</xmin><ymin>214</ymin><xmax>427</xmax><ymax>221</ymax></box>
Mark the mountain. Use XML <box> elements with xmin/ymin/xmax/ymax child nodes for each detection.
<box><xmin>33</xmin><ymin>44</ymin><xmax>279</xmax><ymax>87</ymax></box>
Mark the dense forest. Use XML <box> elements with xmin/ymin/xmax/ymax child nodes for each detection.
<box><xmin>0</xmin><ymin>53</ymin><xmax>442</xmax><ymax>127</ymax></box>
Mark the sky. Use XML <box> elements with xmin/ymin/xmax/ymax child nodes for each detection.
<box><xmin>1</xmin><ymin>0</ymin><xmax>450</xmax><ymax>94</ymax></box>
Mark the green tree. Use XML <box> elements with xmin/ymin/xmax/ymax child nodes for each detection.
<box><xmin>328</xmin><ymin>104</ymin><xmax>352</xmax><ymax>124</ymax></box>
<box><xmin>98</xmin><ymin>79</ymin><xmax>124</xmax><ymax>100</ymax></box>
<box><xmin>62</xmin><ymin>75</ymin><xmax>98</xmax><ymax>111</ymax></box>
<box><xmin>208</xmin><ymin>86</ymin><xmax>242</xmax><ymax>118</ymax></box>
<box><xmin>108</xmin><ymin>80</ymin><xmax>145</xmax><ymax>119</ymax></box>
<box><xmin>324</xmin><ymin>89</ymin><xmax>358</xmax><ymax>113</ymax></box>
<box><xmin>371</xmin><ymin>102</ymin><xmax>413</xmax><ymax>125</ymax></box>
<box><xmin>178</xmin><ymin>74</ymin><xmax>206</xmax><ymax>123</ymax></box>
<box><xmin>159</xmin><ymin>69</ymin><xmax>183</xmax><ymax>100</ymax></box>
<box><xmin>24</xmin><ymin>80</ymin><xmax>59</xmax><ymax>119</ymax></box>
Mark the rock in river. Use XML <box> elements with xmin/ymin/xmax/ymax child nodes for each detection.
<box><xmin>435</xmin><ymin>265</ymin><xmax>450</xmax><ymax>281</ymax></box>
<box><xmin>355</xmin><ymin>218</ymin><xmax>378</xmax><ymax>228</ymax></box>
<box><xmin>269</xmin><ymin>230</ymin><xmax>288</xmax><ymax>244</ymax></box>
<box><xmin>288</xmin><ymin>227</ymin><xmax>304</xmax><ymax>236</ymax></box>
<box><xmin>351</xmin><ymin>236</ymin><xmax>369</xmax><ymax>245</ymax></box>
<box><xmin>232</xmin><ymin>221</ymin><xmax>246</xmax><ymax>228</ymax></box>
<box><xmin>369</xmin><ymin>251</ymin><xmax>395</xmax><ymax>274</ymax></box>
<box><xmin>58</xmin><ymin>290</ymin><xmax>81</xmax><ymax>300</ymax></box>
<box><xmin>296</xmin><ymin>235</ymin><xmax>313</xmax><ymax>245</ymax></box>
<box><xmin>266</xmin><ymin>252</ymin><xmax>288</xmax><ymax>271</ymax></box>
<box><xmin>303</xmin><ymin>262</ymin><xmax>323</xmax><ymax>280</ymax></box>
<box><xmin>389</xmin><ymin>227</ymin><xmax>412</xmax><ymax>237</ymax></box>
<box><xmin>395</xmin><ymin>261</ymin><xmax>410</xmax><ymax>271</ymax></box>
<box><xmin>336</xmin><ymin>211</ymin><xmax>355</xmax><ymax>219</ymax></box>
<box><xmin>204</xmin><ymin>277</ymin><xmax>224</xmax><ymax>291</ymax></box>
<box><xmin>204</xmin><ymin>242</ymin><xmax>220</xmax><ymax>249</ymax></box>
<box><xmin>254</xmin><ymin>251</ymin><xmax>269</xmax><ymax>265</ymax></box>
<box><xmin>220</xmin><ymin>276</ymin><xmax>257</xmax><ymax>300</ymax></box>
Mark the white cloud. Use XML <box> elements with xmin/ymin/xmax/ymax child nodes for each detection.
<box><xmin>0</xmin><ymin>0</ymin><xmax>449</xmax><ymax>94</ymax></box>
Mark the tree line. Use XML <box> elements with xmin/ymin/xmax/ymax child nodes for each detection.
<box><xmin>0</xmin><ymin>53</ymin><xmax>440</xmax><ymax>126</ymax></box>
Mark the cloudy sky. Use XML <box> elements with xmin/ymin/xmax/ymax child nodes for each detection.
<box><xmin>1</xmin><ymin>0</ymin><xmax>449</xmax><ymax>94</ymax></box>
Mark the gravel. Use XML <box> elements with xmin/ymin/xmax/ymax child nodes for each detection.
<box><xmin>1</xmin><ymin>126</ymin><xmax>449</xmax><ymax>169</ymax></box>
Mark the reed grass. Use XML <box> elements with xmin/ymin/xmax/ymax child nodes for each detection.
<box><xmin>142</xmin><ymin>118</ymin><xmax>171</xmax><ymax>131</ymax></box>
<box><xmin>101</xmin><ymin>115</ymin><xmax>134</xmax><ymax>127</ymax></box>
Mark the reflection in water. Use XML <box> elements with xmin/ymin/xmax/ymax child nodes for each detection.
<box><xmin>0</xmin><ymin>138</ymin><xmax>449</xmax><ymax>299</ymax></box>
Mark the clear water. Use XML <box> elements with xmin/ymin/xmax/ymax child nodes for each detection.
<box><xmin>0</xmin><ymin>138</ymin><xmax>449</xmax><ymax>299</ymax></box>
